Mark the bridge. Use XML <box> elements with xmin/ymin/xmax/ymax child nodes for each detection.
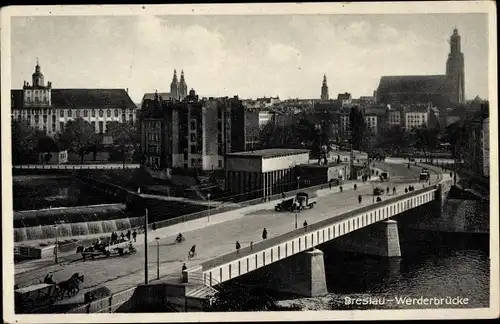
<box><xmin>14</xmin><ymin>160</ymin><xmax>452</xmax><ymax>313</ymax></box>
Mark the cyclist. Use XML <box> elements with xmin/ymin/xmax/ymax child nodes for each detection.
<box><xmin>188</xmin><ymin>245</ymin><xmax>196</xmax><ymax>258</ymax></box>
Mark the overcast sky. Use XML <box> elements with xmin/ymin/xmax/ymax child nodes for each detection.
<box><xmin>11</xmin><ymin>14</ymin><xmax>488</xmax><ymax>103</ymax></box>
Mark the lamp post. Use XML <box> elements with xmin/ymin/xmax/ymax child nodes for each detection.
<box><xmin>295</xmin><ymin>176</ymin><xmax>300</xmax><ymax>229</ymax></box>
<box><xmin>144</xmin><ymin>208</ymin><xmax>149</xmax><ymax>284</ymax></box>
<box><xmin>54</xmin><ymin>223</ymin><xmax>59</xmax><ymax>264</ymax></box>
<box><xmin>207</xmin><ymin>193</ymin><xmax>211</xmax><ymax>222</ymax></box>
<box><xmin>155</xmin><ymin>237</ymin><xmax>160</xmax><ymax>280</ymax></box>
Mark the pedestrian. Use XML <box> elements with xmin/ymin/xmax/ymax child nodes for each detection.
<box><xmin>339</xmin><ymin>186</ymin><xmax>343</xmax><ymax>192</ymax></box>
<box><xmin>262</xmin><ymin>228</ymin><xmax>268</xmax><ymax>240</ymax></box>
<box><xmin>354</xmin><ymin>184</ymin><xmax>357</xmax><ymax>190</ymax></box>
<box><xmin>405</xmin><ymin>188</ymin><xmax>408</xmax><ymax>193</ymax></box>
<box><xmin>358</xmin><ymin>195</ymin><xmax>362</xmax><ymax>204</ymax></box>
<box><xmin>120</xmin><ymin>233</ymin><xmax>125</xmax><ymax>241</ymax></box>
<box><xmin>236</xmin><ymin>241</ymin><xmax>241</xmax><ymax>253</ymax></box>
<box><xmin>329</xmin><ymin>181</ymin><xmax>332</xmax><ymax>190</ymax></box>
<box><xmin>152</xmin><ymin>223</ymin><xmax>157</xmax><ymax>231</ymax></box>
<box><xmin>386</xmin><ymin>187</ymin><xmax>390</xmax><ymax>194</ymax></box>
<box><xmin>132</xmin><ymin>229</ymin><xmax>137</xmax><ymax>242</ymax></box>
<box><xmin>303</xmin><ymin>220</ymin><xmax>308</xmax><ymax>229</ymax></box>
<box><xmin>182</xmin><ymin>263</ymin><xmax>187</xmax><ymax>271</ymax></box>
<box><xmin>450</xmin><ymin>171</ymin><xmax>453</xmax><ymax>178</ymax></box>
<box><xmin>393</xmin><ymin>187</ymin><xmax>396</xmax><ymax>194</ymax></box>
<box><xmin>250</xmin><ymin>241</ymin><xmax>253</xmax><ymax>251</ymax></box>
<box><xmin>126</xmin><ymin>230</ymin><xmax>131</xmax><ymax>241</ymax></box>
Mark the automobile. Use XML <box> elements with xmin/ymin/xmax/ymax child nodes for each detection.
<box><xmin>373</xmin><ymin>187</ymin><xmax>384</xmax><ymax>196</ymax></box>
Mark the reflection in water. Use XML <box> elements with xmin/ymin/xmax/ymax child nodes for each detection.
<box><xmin>13</xmin><ymin>176</ymin><xmax>112</xmax><ymax>211</ymax></box>
<box><xmin>322</xmin><ymin>230</ymin><xmax>489</xmax><ymax>309</ymax></box>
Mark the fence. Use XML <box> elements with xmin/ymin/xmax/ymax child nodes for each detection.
<box><xmin>66</xmin><ymin>286</ymin><xmax>136</xmax><ymax>313</ymax></box>
<box><xmin>149</xmin><ymin>180</ymin><xmax>336</xmax><ymax>231</ymax></box>
<box><xmin>13</xmin><ymin>164</ymin><xmax>140</xmax><ymax>170</ymax></box>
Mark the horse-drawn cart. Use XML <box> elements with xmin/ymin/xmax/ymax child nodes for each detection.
<box><xmin>79</xmin><ymin>241</ymin><xmax>136</xmax><ymax>261</ymax></box>
<box><xmin>15</xmin><ymin>283</ymin><xmax>58</xmax><ymax>313</ymax></box>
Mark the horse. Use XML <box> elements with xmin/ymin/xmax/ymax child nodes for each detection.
<box><xmin>56</xmin><ymin>273</ymin><xmax>85</xmax><ymax>299</ymax></box>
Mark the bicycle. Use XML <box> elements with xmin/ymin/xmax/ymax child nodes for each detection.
<box><xmin>188</xmin><ymin>250</ymin><xmax>197</xmax><ymax>260</ymax></box>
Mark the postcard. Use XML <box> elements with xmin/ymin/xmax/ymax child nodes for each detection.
<box><xmin>2</xmin><ymin>2</ymin><xmax>498</xmax><ymax>323</ymax></box>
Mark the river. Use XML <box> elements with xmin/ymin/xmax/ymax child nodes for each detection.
<box><xmin>273</xmin><ymin>201</ymin><xmax>490</xmax><ymax>310</ymax></box>
<box><xmin>12</xmin><ymin>175</ymin><xmax>113</xmax><ymax>211</ymax></box>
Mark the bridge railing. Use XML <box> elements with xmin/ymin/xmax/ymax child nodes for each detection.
<box><xmin>200</xmin><ymin>184</ymin><xmax>439</xmax><ymax>271</ymax></box>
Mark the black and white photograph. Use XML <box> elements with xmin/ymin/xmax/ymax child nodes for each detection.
<box><xmin>1</xmin><ymin>2</ymin><xmax>497</xmax><ymax>322</ymax></box>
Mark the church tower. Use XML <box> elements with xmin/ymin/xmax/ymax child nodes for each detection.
<box><xmin>446</xmin><ymin>28</ymin><xmax>465</xmax><ymax>104</ymax></box>
<box><xmin>170</xmin><ymin>70</ymin><xmax>179</xmax><ymax>100</ymax></box>
<box><xmin>321</xmin><ymin>74</ymin><xmax>329</xmax><ymax>100</ymax></box>
<box><xmin>179</xmin><ymin>70</ymin><xmax>188</xmax><ymax>100</ymax></box>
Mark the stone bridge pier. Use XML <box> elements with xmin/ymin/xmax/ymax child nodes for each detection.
<box><xmin>230</xmin><ymin>248</ymin><xmax>329</xmax><ymax>298</ymax></box>
<box><xmin>327</xmin><ymin>220</ymin><xmax>402</xmax><ymax>257</ymax></box>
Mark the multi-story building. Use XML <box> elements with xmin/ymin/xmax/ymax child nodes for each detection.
<box><xmin>337</xmin><ymin>92</ymin><xmax>352</xmax><ymax>107</ymax></box>
<box><xmin>404</xmin><ymin>108</ymin><xmax>428</xmax><ymax>130</ymax></box>
<box><xmin>140</xmin><ymin>89</ymin><xmax>245</xmax><ymax>171</ymax></box>
<box><xmin>11</xmin><ymin>62</ymin><xmax>137</xmax><ymax>135</ymax></box>
<box><xmin>339</xmin><ymin>107</ymin><xmax>350</xmax><ymax>137</ymax></box>
<box><xmin>482</xmin><ymin>117</ymin><xmax>489</xmax><ymax>177</ymax></box>
<box><xmin>387</xmin><ymin>108</ymin><xmax>403</xmax><ymax>127</ymax></box>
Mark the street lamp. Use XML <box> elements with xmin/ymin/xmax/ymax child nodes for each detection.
<box><xmin>155</xmin><ymin>237</ymin><xmax>160</xmax><ymax>280</ymax></box>
<box><xmin>144</xmin><ymin>208</ymin><xmax>149</xmax><ymax>284</ymax></box>
<box><xmin>207</xmin><ymin>193</ymin><xmax>211</xmax><ymax>222</ymax></box>
<box><xmin>54</xmin><ymin>223</ymin><xmax>59</xmax><ymax>264</ymax></box>
<box><xmin>297</xmin><ymin>176</ymin><xmax>300</xmax><ymax>192</ymax></box>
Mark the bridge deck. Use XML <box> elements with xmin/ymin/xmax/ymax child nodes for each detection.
<box><xmin>14</xmin><ymin>162</ymin><xmax>445</xmax><ymax>305</ymax></box>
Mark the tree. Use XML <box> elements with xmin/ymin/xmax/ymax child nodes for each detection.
<box><xmin>378</xmin><ymin>125</ymin><xmax>408</xmax><ymax>154</ymax></box>
<box><xmin>57</xmin><ymin>118</ymin><xmax>98</xmax><ymax>163</ymax></box>
<box><xmin>11</xmin><ymin>120</ymin><xmax>44</xmax><ymax>164</ymax></box>
<box><xmin>106</xmin><ymin>121</ymin><xmax>141</xmax><ymax>168</ymax></box>
<box><xmin>414</xmin><ymin>126</ymin><xmax>439</xmax><ymax>162</ymax></box>
<box><xmin>349</xmin><ymin>107</ymin><xmax>366</xmax><ymax>150</ymax></box>
<box><xmin>36</xmin><ymin>135</ymin><xmax>62</xmax><ymax>163</ymax></box>
<box><xmin>445</xmin><ymin>121</ymin><xmax>468</xmax><ymax>161</ymax></box>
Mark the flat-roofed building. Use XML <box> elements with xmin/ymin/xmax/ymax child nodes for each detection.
<box><xmin>225</xmin><ymin>148</ymin><xmax>310</xmax><ymax>201</ymax></box>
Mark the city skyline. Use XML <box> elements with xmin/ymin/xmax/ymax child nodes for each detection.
<box><xmin>11</xmin><ymin>14</ymin><xmax>489</xmax><ymax>104</ymax></box>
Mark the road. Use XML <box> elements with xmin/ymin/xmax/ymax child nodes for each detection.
<box><xmin>14</xmin><ymin>161</ymin><xmax>446</xmax><ymax>305</ymax></box>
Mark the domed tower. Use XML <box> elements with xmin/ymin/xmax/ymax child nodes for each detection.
<box><xmin>23</xmin><ymin>59</ymin><xmax>52</xmax><ymax>108</ymax></box>
<box><xmin>321</xmin><ymin>74</ymin><xmax>329</xmax><ymax>101</ymax></box>
<box><xmin>179</xmin><ymin>70</ymin><xmax>188</xmax><ymax>100</ymax></box>
<box><xmin>170</xmin><ymin>70</ymin><xmax>179</xmax><ymax>100</ymax></box>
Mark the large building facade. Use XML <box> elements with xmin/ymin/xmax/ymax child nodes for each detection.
<box><xmin>225</xmin><ymin>149</ymin><xmax>310</xmax><ymax>201</ymax></box>
<box><xmin>140</xmin><ymin>90</ymin><xmax>246</xmax><ymax>171</ymax></box>
<box><xmin>376</xmin><ymin>29</ymin><xmax>465</xmax><ymax>107</ymax></box>
<box><xmin>11</xmin><ymin>62</ymin><xmax>137</xmax><ymax>135</ymax></box>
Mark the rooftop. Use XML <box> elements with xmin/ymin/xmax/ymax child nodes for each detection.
<box><xmin>11</xmin><ymin>89</ymin><xmax>137</xmax><ymax>110</ymax></box>
<box><xmin>226</xmin><ymin>148</ymin><xmax>310</xmax><ymax>158</ymax></box>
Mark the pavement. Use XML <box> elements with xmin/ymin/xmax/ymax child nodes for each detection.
<box><xmin>14</xmin><ymin>160</ymin><xmax>448</xmax><ymax>306</ymax></box>
<box><xmin>13</xmin><ymin>163</ymin><xmax>140</xmax><ymax>170</ymax></box>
